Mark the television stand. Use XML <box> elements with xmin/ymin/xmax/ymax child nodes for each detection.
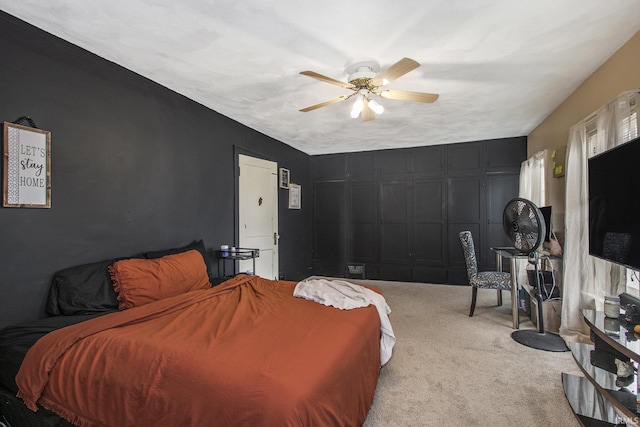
<box><xmin>562</xmin><ymin>309</ymin><xmax>640</xmax><ymax>426</ymax></box>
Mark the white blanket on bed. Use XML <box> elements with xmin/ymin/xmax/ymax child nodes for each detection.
<box><xmin>293</xmin><ymin>278</ymin><xmax>396</xmax><ymax>366</ymax></box>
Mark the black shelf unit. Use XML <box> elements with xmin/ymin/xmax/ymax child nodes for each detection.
<box><xmin>216</xmin><ymin>248</ymin><xmax>260</xmax><ymax>277</ymax></box>
<box><xmin>563</xmin><ymin>309</ymin><xmax>640</xmax><ymax>426</ymax></box>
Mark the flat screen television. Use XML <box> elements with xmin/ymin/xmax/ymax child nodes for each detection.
<box><xmin>588</xmin><ymin>135</ymin><xmax>640</xmax><ymax>271</ymax></box>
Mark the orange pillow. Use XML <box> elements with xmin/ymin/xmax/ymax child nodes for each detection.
<box><xmin>109</xmin><ymin>249</ymin><xmax>211</xmax><ymax>310</ymax></box>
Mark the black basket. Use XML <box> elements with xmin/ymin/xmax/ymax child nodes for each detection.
<box><xmin>527</xmin><ymin>270</ymin><xmax>560</xmax><ymax>300</ymax></box>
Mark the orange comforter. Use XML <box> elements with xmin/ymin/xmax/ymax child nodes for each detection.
<box><xmin>16</xmin><ymin>275</ymin><xmax>381</xmax><ymax>427</ymax></box>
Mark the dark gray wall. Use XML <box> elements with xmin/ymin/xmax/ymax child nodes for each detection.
<box><xmin>0</xmin><ymin>12</ymin><xmax>312</xmax><ymax>328</ymax></box>
<box><xmin>311</xmin><ymin>138</ymin><xmax>527</xmax><ymax>284</ymax></box>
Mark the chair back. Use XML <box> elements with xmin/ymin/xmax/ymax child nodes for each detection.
<box><xmin>458</xmin><ymin>231</ymin><xmax>478</xmax><ymax>280</ymax></box>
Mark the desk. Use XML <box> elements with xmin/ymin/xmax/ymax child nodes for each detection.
<box><xmin>490</xmin><ymin>247</ymin><xmax>528</xmax><ymax>329</ymax></box>
<box><xmin>491</xmin><ymin>247</ymin><xmax>562</xmax><ymax>330</ymax></box>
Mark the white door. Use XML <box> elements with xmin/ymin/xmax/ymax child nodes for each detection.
<box><xmin>238</xmin><ymin>154</ymin><xmax>279</xmax><ymax>279</ymax></box>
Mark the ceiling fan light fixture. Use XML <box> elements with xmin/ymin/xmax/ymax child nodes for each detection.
<box><xmin>368</xmin><ymin>98</ymin><xmax>384</xmax><ymax>115</ymax></box>
<box><xmin>347</xmin><ymin>62</ymin><xmax>378</xmax><ymax>86</ymax></box>
<box><xmin>298</xmin><ymin>57</ymin><xmax>439</xmax><ymax>119</ymax></box>
<box><xmin>350</xmin><ymin>95</ymin><xmax>364</xmax><ymax>118</ymax></box>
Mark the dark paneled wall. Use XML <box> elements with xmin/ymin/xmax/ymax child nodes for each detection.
<box><xmin>0</xmin><ymin>12</ymin><xmax>312</xmax><ymax>328</ymax></box>
<box><xmin>311</xmin><ymin>138</ymin><xmax>526</xmax><ymax>284</ymax></box>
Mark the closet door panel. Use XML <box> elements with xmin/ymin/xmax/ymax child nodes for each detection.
<box><xmin>411</xmin><ymin>146</ymin><xmax>445</xmax><ymax>176</ymax></box>
<box><xmin>486</xmin><ymin>137</ymin><xmax>526</xmax><ymax>173</ymax></box>
<box><xmin>350</xmin><ymin>181</ymin><xmax>377</xmax><ymax>261</ymax></box>
<box><xmin>413</xmin><ymin>179</ymin><xmax>446</xmax><ymax>264</ymax></box>
<box><xmin>414</xmin><ymin>223</ymin><xmax>444</xmax><ymax>263</ymax></box>
<box><xmin>447</xmin><ymin>141</ymin><xmax>485</xmax><ymax>176</ymax></box>
<box><xmin>449</xmin><ymin>177</ymin><xmax>482</xmax><ymax>223</ymax></box>
<box><xmin>352</xmin><ymin>223</ymin><xmax>376</xmax><ymax>259</ymax></box>
<box><xmin>348</xmin><ymin>151</ymin><xmax>376</xmax><ymax>181</ymax></box>
<box><xmin>379</xmin><ymin>181</ymin><xmax>409</xmax><ymax>263</ymax></box>
<box><xmin>313</xmin><ymin>181</ymin><xmax>346</xmax><ymax>266</ymax></box>
<box><xmin>448</xmin><ymin>177</ymin><xmax>485</xmax><ymax>269</ymax></box>
<box><xmin>312</xmin><ymin>154</ymin><xmax>347</xmax><ymax>181</ymax></box>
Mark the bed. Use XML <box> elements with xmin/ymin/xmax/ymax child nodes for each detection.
<box><xmin>0</xmin><ymin>241</ymin><xmax>389</xmax><ymax>427</ymax></box>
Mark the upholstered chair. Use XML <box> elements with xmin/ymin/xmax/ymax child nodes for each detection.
<box><xmin>458</xmin><ymin>231</ymin><xmax>511</xmax><ymax>317</ymax></box>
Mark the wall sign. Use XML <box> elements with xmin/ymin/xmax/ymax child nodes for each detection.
<box><xmin>3</xmin><ymin>122</ymin><xmax>51</xmax><ymax>208</ymax></box>
<box><xmin>279</xmin><ymin>167</ymin><xmax>290</xmax><ymax>189</ymax></box>
<box><xmin>288</xmin><ymin>183</ymin><xmax>301</xmax><ymax>209</ymax></box>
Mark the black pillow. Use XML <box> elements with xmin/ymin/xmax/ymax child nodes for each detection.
<box><xmin>46</xmin><ymin>259</ymin><xmax>120</xmax><ymax>316</ymax></box>
<box><xmin>144</xmin><ymin>240</ymin><xmax>214</xmax><ymax>283</ymax></box>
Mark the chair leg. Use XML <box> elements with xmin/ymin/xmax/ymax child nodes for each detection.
<box><xmin>497</xmin><ymin>289</ymin><xmax>502</xmax><ymax>306</ymax></box>
<box><xmin>469</xmin><ymin>287</ymin><xmax>478</xmax><ymax>317</ymax></box>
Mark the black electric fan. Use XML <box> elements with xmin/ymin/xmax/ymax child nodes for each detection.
<box><xmin>503</xmin><ymin>198</ymin><xmax>568</xmax><ymax>352</ymax></box>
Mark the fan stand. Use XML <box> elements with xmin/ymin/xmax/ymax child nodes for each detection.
<box><xmin>511</xmin><ymin>252</ymin><xmax>569</xmax><ymax>352</ymax></box>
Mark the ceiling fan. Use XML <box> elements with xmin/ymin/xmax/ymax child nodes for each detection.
<box><xmin>299</xmin><ymin>57</ymin><xmax>439</xmax><ymax>122</ymax></box>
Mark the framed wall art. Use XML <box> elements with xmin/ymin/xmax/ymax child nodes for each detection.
<box><xmin>279</xmin><ymin>167</ymin><xmax>290</xmax><ymax>189</ymax></box>
<box><xmin>3</xmin><ymin>122</ymin><xmax>51</xmax><ymax>208</ymax></box>
<box><xmin>288</xmin><ymin>183</ymin><xmax>301</xmax><ymax>209</ymax></box>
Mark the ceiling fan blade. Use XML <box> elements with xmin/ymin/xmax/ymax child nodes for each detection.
<box><xmin>361</xmin><ymin>99</ymin><xmax>375</xmax><ymax>122</ymax></box>
<box><xmin>299</xmin><ymin>95</ymin><xmax>349</xmax><ymax>112</ymax></box>
<box><xmin>300</xmin><ymin>71</ymin><xmax>355</xmax><ymax>89</ymax></box>
<box><xmin>370</xmin><ymin>57</ymin><xmax>420</xmax><ymax>86</ymax></box>
<box><xmin>379</xmin><ymin>90</ymin><xmax>439</xmax><ymax>103</ymax></box>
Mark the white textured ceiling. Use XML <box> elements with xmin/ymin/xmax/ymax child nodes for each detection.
<box><xmin>1</xmin><ymin>1</ymin><xmax>639</xmax><ymax>155</ymax></box>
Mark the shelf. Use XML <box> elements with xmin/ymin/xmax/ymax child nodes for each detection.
<box><xmin>563</xmin><ymin>310</ymin><xmax>640</xmax><ymax>426</ymax></box>
<box><xmin>582</xmin><ymin>310</ymin><xmax>640</xmax><ymax>363</ymax></box>
<box><xmin>217</xmin><ymin>248</ymin><xmax>259</xmax><ymax>261</ymax></box>
<box><xmin>562</xmin><ymin>373</ymin><xmax>628</xmax><ymax>426</ymax></box>
<box><xmin>568</xmin><ymin>341</ymin><xmax>638</xmax><ymax>424</ymax></box>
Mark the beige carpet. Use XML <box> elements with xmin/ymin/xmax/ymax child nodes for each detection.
<box><xmin>340</xmin><ymin>279</ymin><xmax>584</xmax><ymax>427</ymax></box>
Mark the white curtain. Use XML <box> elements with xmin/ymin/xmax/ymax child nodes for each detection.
<box><xmin>560</xmin><ymin>90</ymin><xmax>638</xmax><ymax>342</ymax></box>
<box><xmin>516</xmin><ymin>150</ymin><xmax>547</xmax><ymax>293</ymax></box>
<box><xmin>519</xmin><ymin>150</ymin><xmax>546</xmax><ymax>206</ymax></box>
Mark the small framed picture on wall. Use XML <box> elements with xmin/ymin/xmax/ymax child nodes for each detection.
<box><xmin>279</xmin><ymin>168</ymin><xmax>290</xmax><ymax>189</ymax></box>
<box><xmin>288</xmin><ymin>183</ymin><xmax>301</xmax><ymax>209</ymax></box>
<box><xmin>3</xmin><ymin>122</ymin><xmax>51</xmax><ymax>208</ymax></box>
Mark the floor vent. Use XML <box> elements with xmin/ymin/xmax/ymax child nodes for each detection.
<box><xmin>346</xmin><ymin>263</ymin><xmax>366</xmax><ymax>279</ymax></box>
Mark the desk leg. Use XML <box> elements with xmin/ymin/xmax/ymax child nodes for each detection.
<box><xmin>495</xmin><ymin>253</ymin><xmax>503</xmax><ymax>306</ymax></box>
<box><xmin>510</xmin><ymin>257</ymin><xmax>519</xmax><ymax>329</ymax></box>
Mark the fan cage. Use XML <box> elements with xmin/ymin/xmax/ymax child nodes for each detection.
<box><xmin>503</xmin><ymin>198</ymin><xmax>545</xmax><ymax>254</ymax></box>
